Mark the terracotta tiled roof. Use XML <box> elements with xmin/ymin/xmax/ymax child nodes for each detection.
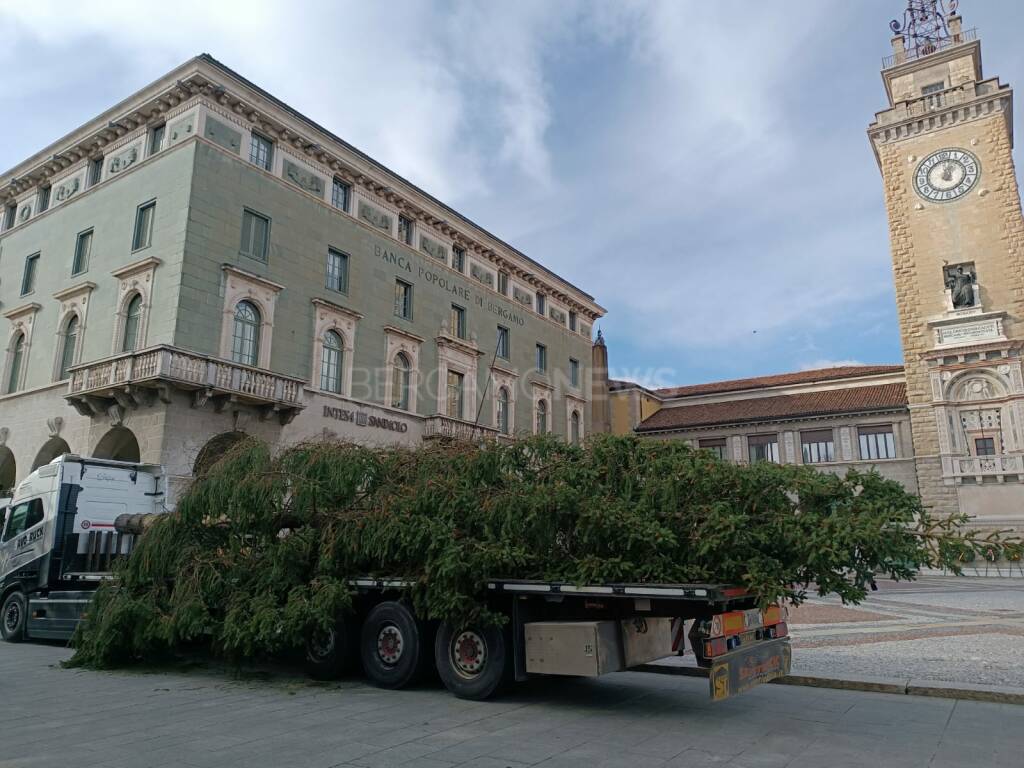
<box><xmin>635</xmin><ymin>383</ymin><xmax>908</xmax><ymax>432</ymax></box>
<box><xmin>654</xmin><ymin>365</ymin><xmax>904</xmax><ymax>399</ymax></box>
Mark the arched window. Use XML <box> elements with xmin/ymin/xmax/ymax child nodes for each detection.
<box><xmin>536</xmin><ymin>399</ymin><xmax>548</xmax><ymax>434</ymax></box>
<box><xmin>122</xmin><ymin>294</ymin><xmax>143</xmax><ymax>352</ymax></box>
<box><xmin>570</xmin><ymin>410</ymin><xmax>581</xmax><ymax>444</ymax></box>
<box><xmin>391</xmin><ymin>352</ymin><xmax>411</xmax><ymax>410</ymax></box>
<box><xmin>58</xmin><ymin>315</ymin><xmax>79</xmax><ymax>380</ymax></box>
<box><xmin>7</xmin><ymin>333</ymin><xmax>25</xmax><ymax>394</ymax></box>
<box><xmin>497</xmin><ymin>387</ymin><xmax>510</xmax><ymax>435</ymax></box>
<box><xmin>320</xmin><ymin>330</ymin><xmax>344</xmax><ymax>393</ymax></box>
<box><xmin>231</xmin><ymin>301</ymin><xmax>261</xmax><ymax>366</ymax></box>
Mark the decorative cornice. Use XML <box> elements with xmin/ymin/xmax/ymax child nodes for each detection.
<box><xmin>3</xmin><ymin>302</ymin><xmax>41</xmax><ymax>321</ymax></box>
<box><xmin>221</xmin><ymin>263</ymin><xmax>284</xmax><ymax>293</ymax></box>
<box><xmin>436</xmin><ymin>333</ymin><xmax>483</xmax><ymax>358</ymax></box>
<box><xmin>312</xmin><ymin>297</ymin><xmax>364</xmax><ymax>321</ymax></box>
<box><xmin>382</xmin><ymin>325</ymin><xmax>425</xmax><ymax>344</ymax></box>
<box><xmin>52</xmin><ymin>281</ymin><xmax>97</xmax><ymax>302</ymax></box>
<box><xmin>0</xmin><ymin>56</ymin><xmax>603</xmax><ymax>321</ymax></box>
<box><xmin>112</xmin><ymin>256</ymin><xmax>162</xmax><ymax>280</ymax></box>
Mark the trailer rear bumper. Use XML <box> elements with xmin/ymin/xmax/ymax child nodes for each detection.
<box><xmin>709</xmin><ymin>638</ymin><xmax>792</xmax><ymax>701</ymax></box>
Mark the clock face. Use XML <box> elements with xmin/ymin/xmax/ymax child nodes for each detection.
<box><xmin>914</xmin><ymin>149</ymin><xmax>980</xmax><ymax>203</ymax></box>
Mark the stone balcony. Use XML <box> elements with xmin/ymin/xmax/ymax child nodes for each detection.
<box><xmin>944</xmin><ymin>454</ymin><xmax>1024</xmax><ymax>484</ymax></box>
<box><xmin>66</xmin><ymin>345</ymin><xmax>306</xmax><ymax>424</ymax></box>
<box><xmin>422</xmin><ymin>414</ymin><xmax>508</xmax><ymax>443</ymax></box>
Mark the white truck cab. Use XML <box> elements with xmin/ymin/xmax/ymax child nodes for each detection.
<box><xmin>0</xmin><ymin>454</ymin><xmax>164</xmax><ymax>642</ymax></box>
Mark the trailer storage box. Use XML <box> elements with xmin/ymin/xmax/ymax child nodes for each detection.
<box><xmin>621</xmin><ymin>617</ymin><xmax>673</xmax><ymax>668</ymax></box>
<box><xmin>525</xmin><ymin>621</ymin><xmax>623</xmax><ymax>677</ymax></box>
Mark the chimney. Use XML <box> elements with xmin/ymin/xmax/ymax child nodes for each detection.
<box><xmin>891</xmin><ymin>33</ymin><xmax>907</xmax><ymax>65</ymax></box>
<box><xmin>948</xmin><ymin>13</ymin><xmax>962</xmax><ymax>43</ymax></box>
<box><xmin>590</xmin><ymin>330</ymin><xmax>610</xmax><ymax>434</ymax></box>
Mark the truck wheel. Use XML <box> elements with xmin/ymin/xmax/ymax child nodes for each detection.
<box><xmin>434</xmin><ymin>622</ymin><xmax>508</xmax><ymax>701</ymax></box>
<box><xmin>305</xmin><ymin>615</ymin><xmax>359</xmax><ymax>680</ymax></box>
<box><xmin>1</xmin><ymin>591</ymin><xmax>27</xmax><ymax>643</ymax></box>
<box><xmin>360</xmin><ymin>602</ymin><xmax>429</xmax><ymax>689</ymax></box>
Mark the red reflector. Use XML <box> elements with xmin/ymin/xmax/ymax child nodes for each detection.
<box><xmin>773</xmin><ymin>622</ymin><xmax>788</xmax><ymax>639</ymax></box>
<box><xmin>703</xmin><ymin>637</ymin><xmax>728</xmax><ymax>658</ymax></box>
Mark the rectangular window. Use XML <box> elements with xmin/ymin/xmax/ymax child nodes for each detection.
<box><xmin>398</xmin><ymin>215</ymin><xmax>413</xmax><ymax>245</ymax></box>
<box><xmin>748</xmin><ymin>434</ymin><xmax>779</xmax><ymax>464</ymax></box>
<box><xmin>249</xmin><ymin>132</ymin><xmax>273</xmax><ymax>171</ymax></box>
<box><xmin>132</xmin><ymin>201</ymin><xmax>155</xmax><ymax>251</ymax></box>
<box><xmin>569</xmin><ymin>310</ymin><xmax>577</xmax><ymax>332</ymax></box>
<box><xmin>498</xmin><ymin>271</ymin><xmax>509</xmax><ymax>296</ymax></box>
<box><xmin>699</xmin><ymin>438</ymin><xmax>728</xmax><ymax>460</ymax></box>
<box><xmin>446</xmin><ymin>370</ymin><xmax>464</xmax><ymax>419</ymax></box>
<box><xmin>326</xmin><ymin>248</ymin><xmax>349</xmax><ymax>293</ymax></box>
<box><xmin>569</xmin><ymin>358</ymin><xmax>580</xmax><ymax>388</ymax></box>
<box><xmin>496</xmin><ymin>325</ymin><xmax>510</xmax><ymax>359</ymax></box>
<box><xmin>38</xmin><ymin>187</ymin><xmax>50</xmax><ymax>213</ymax></box>
<box><xmin>452</xmin><ymin>245</ymin><xmax>465</xmax><ymax>273</ymax></box>
<box><xmin>331</xmin><ymin>178</ymin><xmax>351</xmax><ymax>211</ymax></box>
<box><xmin>21</xmin><ymin>253</ymin><xmax>39</xmax><ymax>295</ymax></box>
<box><xmin>149</xmin><ymin>124</ymin><xmax>166</xmax><ymax>155</ymax></box>
<box><xmin>88</xmin><ymin>156</ymin><xmax>103</xmax><ymax>187</ymax></box>
<box><xmin>451</xmin><ymin>304</ymin><xmax>467</xmax><ymax>339</ymax></box>
<box><xmin>922</xmin><ymin>81</ymin><xmax>945</xmax><ymax>95</ymax></box>
<box><xmin>536</xmin><ymin>293</ymin><xmax>546</xmax><ymax>316</ymax></box>
<box><xmin>801</xmin><ymin>429</ymin><xmax>835</xmax><ymax>464</ymax></box>
<box><xmin>536</xmin><ymin>343</ymin><xmax>547</xmax><ymax>373</ymax></box>
<box><xmin>240</xmin><ymin>209</ymin><xmax>270</xmax><ymax>261</ymax></box>
<box><xmin>72</xmin><ymin>229</ymin><xmax>93</xmax><ymax>275</ymax></box>
<box><xmin>859</xmin><ymin>425</ymin><xmax>896</xmax><ymax>460</ymax></box>
<box><xmin>394</xmin><ymin>279</ymin><xmax>413</xmax><ymax>320</ymax></box>
<box><xmin>4</xmin><ymin>204</ymin><xmax>16</xmax><ymax>230</ymax></box>
<box><xmin>975</xmin><ymin>437</ymin><xmax>996</xmax><ymax>456</ymax></box>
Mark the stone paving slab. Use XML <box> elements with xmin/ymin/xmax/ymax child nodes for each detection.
<box><xmin>2</xmin><ymin>641</ymin><xmax>1024</xmax><ymax>768</ymax></box>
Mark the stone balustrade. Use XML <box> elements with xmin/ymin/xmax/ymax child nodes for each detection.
<box><xmin>422</xmin><ymin>414</ymin><xmax>504</xmax><ymax>443</ymax></box>
<box><xmin>66</xmin><ymin>345</ymin><xmax>306</xmax><ymax>423</ymax></box>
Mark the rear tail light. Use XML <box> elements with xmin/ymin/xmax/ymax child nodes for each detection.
<box><xmin>765</xmin><ymin>622</ymin><xmax>789</xmax><ymax>640</ymax></box>
<box><xmin>703</xmin><ymin>637</ymin><xmax>728</xmax><ymax>658</ymax></box>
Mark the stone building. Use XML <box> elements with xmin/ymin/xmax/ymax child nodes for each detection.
<box><xmin>601</xmin><ymin>4</ymin><xmax>1024</xmax><ymax>533</ymax></box>
<box><xmin>609</xmin><ymin>365</ymin><xmax>918</xmax><ymax>493</ymax></box>
<box><xmin>0</xmin><ymin>55</ymin><xmax>603</xmax><ymax>499</ymax></box>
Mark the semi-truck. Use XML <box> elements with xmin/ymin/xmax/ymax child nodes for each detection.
<box><xmin>1</xmin><ymin>455</ymin><xmax>792</xmax><ymax>701</ymax></box>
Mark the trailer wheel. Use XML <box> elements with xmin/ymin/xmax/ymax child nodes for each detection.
<box><xmin>305</xmin><ymin>614</ymin><xmax>359</xmax><ymax>680</ymax></box>
<box><xmin>434</xmin><ymin>622</ymin><xmax>508</xmax><ymax>701</ymax></box>
<box><xmin>1</xmin><ymin>591</ymin><xmax>27</xmax><ymax>643</ymax></box>
<box><xmin>360</xmin><ymin>602</ymin><xmax>429</xmax><ymax>689</ymax></box>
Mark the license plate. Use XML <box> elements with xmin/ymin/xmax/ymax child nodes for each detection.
<box><xmin>709</xmin><ymin>639</ymin><xmax>792</xmax><ymax>701</ymax></box>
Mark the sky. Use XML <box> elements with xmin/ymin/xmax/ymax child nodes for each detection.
<box><xmin>1</xmin><ymin>0</ymin><xmax>1022</xmax><ymax>389</ymax></box>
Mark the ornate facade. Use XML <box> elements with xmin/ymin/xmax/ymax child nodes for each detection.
<box><xmin>0</xmin><ymin>55</ymin><xmax>603</xmax><ymax>500</ymax></box>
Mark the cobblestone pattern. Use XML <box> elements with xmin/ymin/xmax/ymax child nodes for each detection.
<box><xmin>1</xmin><ymin>641</ymin><xmax>1022</xmax><ymax>768</ymax></box>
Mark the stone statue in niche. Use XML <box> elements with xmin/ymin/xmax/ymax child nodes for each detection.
<box><xmin>944</xmin><ymin>263</ymin><xmax>977</xmax><ymax>309</ymax></box>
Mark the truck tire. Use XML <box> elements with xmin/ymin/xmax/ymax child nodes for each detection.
<box><xmin>1</xmin><ymin>591</ymin><xmax>27</xmax><ymax>643</ymax></box>
<box><xmin>360</xmin><ymin>602</ymin><xmax>429</xmax><ymax>689</ymax></box>
<box><xmin>305</xmin><ymin>614</ymin><xmax>359</xmax><ymax>680</ymax></box>
<box><xmin>434</xmin><ymin>622</ymin><xmax>508</xmax><ymax>701</ymax></box>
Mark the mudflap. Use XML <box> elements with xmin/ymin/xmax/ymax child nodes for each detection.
<box><xmin>709</xmin><ymin>639</ymin><xmax>791</xmax><ymax>701</ymax></box>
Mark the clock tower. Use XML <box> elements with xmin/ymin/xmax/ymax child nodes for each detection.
<box><xmin>870</xmin><ymin>1</ymin><xmax>1024</xmax><ymax>530</ymax></box>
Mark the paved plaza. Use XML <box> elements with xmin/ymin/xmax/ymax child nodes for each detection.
<box><xmin>787</xmin><ymin>576</ymin><xmax>1024</xmax><ymax>687</ymax></box>
<box><xmin>1</xmin><ymin>638</ymin><xmax>1021</xmax><ymax>768</ymax></box>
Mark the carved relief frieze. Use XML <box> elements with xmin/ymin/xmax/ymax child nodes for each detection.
<box><xmin>358</xmin><ymin>200</ymin><xmax>393</xmax><ymax>233</ymax></box>
<box><xmin>167</xmin><ymin>113</ymin><xmax>196</xmax><ymax>147</ymax></box>
<box><xmin>513</xmin><ymin>285</ymin><xmax>533</xmax><ymax>308</ymax></box>
<box><xmin>283</xmin><ymin>159</ymin><xmax>325</xmax><ymax>198</ymax></box>
<box><xmin>53</xmin><ymin>171</ymin><xmax>84</xmax><ymax>205</ymax></box>
<box><xmin>107</xmin><ymin>141</ymin><xmax>142</xmax><ymax>176</ymax></box>
<box><xmin>470</xmin><ymin>261</ymin><xmax>494</xmax><ymax>288</ymax></box>
<box><xmin>203</xmin><ymin>116</ymin><xmax>242</xmax><ymax>154</ymax></box>
<box><xmin>420</xmin><ymin>235</ymin><xmax>448</xmax><ymax>263</ymax></box>
<box><xmin>548</xmin><ymin>306</ymin><xmax>567</xmax><ymax>326</ymax></box>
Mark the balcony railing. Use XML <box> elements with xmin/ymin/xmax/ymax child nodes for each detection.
<box><xmin>883</xmin><ymin>27</ymin><xmax>977</xmax><ymax>69</ymax></box>
<box><xmin>423</xmin><ymin>414</ymin><xmax>503</xmax><ymax>443</ymax></box>
<box><xmin>67</xmin><ymin>345</ymin><xmax>306</xmax><ymax>422</ymax></box>
<box><xmin>944</xmin><ymin>454</ymin><xmax>1024</xmax><ymax>482</ymax></box>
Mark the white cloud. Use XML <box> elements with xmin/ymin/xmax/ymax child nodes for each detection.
<box><xmin>799</xmin><ymin>359</ymin><xmax>868</xmax><ymax>371</ymax></box>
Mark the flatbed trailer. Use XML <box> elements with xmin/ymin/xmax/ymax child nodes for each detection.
<box><xmin>316</xmin><ymin>576</ymin><xmax>791</xmax><ymax>700</ymax></box>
